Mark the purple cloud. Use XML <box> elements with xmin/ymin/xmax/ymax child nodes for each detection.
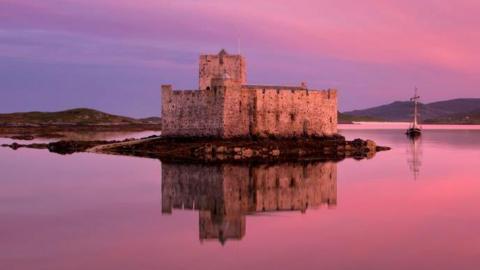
<box><xmin>0</xmin><ymin>0</ymin><xmax>479</xmax><ymax>117</ymax></box>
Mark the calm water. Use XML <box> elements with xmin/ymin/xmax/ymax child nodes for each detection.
<box><xmin>1</xmin><ymin>126</ymin><xmax>480</xmax><ymax>270</ymax></box>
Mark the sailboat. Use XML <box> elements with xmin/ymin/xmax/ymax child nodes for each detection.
<box><xmin>406</xmin><ymin>88</ymin><xmax>422</xmax><ymax>138</ymax></box>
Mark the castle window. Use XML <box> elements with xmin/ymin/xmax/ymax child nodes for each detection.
<box><xmin>303</xmin><ymin>166</ymin><xmax>309</xmax><ymax>179</ymax></box>
<box><xmin>330</xmin><ymin>117</ymin><xmax>333</xmax><ymax>123</ymax></box>
<box><xmin>206</xmin><ymin>86</ymin><xmax>210</xmax><ymax>91</ymax></box>
<box><xmin>239</xmin><ymin>101</ymin><xmax>242</xmax><ymax>112</ymax></box>
<box><xmin>328</xmin><ymin>91</ymin><xmax>331</xmax><ymax>99</ymax></box>
<box><xmin>290</xmin><ymin>177</ymin><xmax>296</xmax><ymax>188</ymax></box>
<box><xmin>290</xmin><ymin>112</ymin><xmax>296</xmax><ymax>122</ymax></box>
<box><xmin>277</xmin><ymin>89</ymin><xmax>280</xmax><ymax>94</ymax></box>
<box><xmin>303</xmin><ymin>121</ymin><xmax>309</xmax><ymax>136</ymax></box>
<box><xmin>262</xmin><ymin>89</ymin><xmax>266</xmax><ymax>94</ymax></box>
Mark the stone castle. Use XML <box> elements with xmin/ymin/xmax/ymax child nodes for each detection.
<box><xmin>161</xmin><ymin>49</ymin><xmax>338</xmax><ymax>138</ymax></box>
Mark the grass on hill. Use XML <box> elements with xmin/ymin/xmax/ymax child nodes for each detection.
<box><xmin>338</xmin><ymin>112</ymin><xmax>385</xmax><ymax>124</ymax></box>
<box><xmin>0</xmin><ymin>108</ymin><xmax>157</xmax><ymax>126</ymax></box>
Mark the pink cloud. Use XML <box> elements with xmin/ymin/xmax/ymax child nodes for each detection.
<box><xmin>3</xmin><ymin>0</ymin><xmax>480</xmax><ymax>73</ymax></box>
<box><xmin>1</xmin><ymin>0</ymin><xmax>479</xmax><ymax>113</ymax></box>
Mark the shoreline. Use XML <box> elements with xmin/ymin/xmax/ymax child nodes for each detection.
<box><xmin>0</xmin><ymin>124</ymin><xmax>162</xmax><ymax>140</ymax></box>
<box><xmin>2</xmin><ymin>135</ymin><xmax>390</xmax><ymax>163</ymax></box>
<box><xmin>339</xmin><ymin>123</ymin><xmax>480</xmax><ymax>130</ymax></box>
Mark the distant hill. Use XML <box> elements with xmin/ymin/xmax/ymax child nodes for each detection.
<box><xmin>343</xmin><ymin>98</ymin><xmax>480</xmax><ymax>124</ymax></box>
<box><xmin>139</xmin><ymin>116</ymin><xmax>162</xmax><ymax>124</ymax></box>
<box><xmin>338</xmin><ymin>112</ymin><xmax>384</xmax><ymax>124</ymax></box>
<box><xmin>424</xmin><ymin>109</ymin><xmax>480</xmax><ymax>124</ymax></box>
<box><xmin>0</xmin><ymin>108</ymin><xmax>160</xmax><ymax>126</ymax></box>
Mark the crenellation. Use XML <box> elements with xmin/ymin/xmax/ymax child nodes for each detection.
<box><xmin>199</xmin><ymin>49</ymin><xmax>246</xmax><ymax>91</ymax></box>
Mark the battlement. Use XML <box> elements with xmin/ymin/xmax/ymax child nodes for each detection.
<box><xmin>243</xmin><ymin>84</ymin><xmax>307</xmax><ymax>91</ymax></box>
<box><xmin>199</xmin><ymin>49</ymin><xmax>246</xmax><ymax>90</ymax></box>
<box><xmin>242</xmin><ymin>84</ymin><xmax>337</xmax><ymax>97</ymax></box>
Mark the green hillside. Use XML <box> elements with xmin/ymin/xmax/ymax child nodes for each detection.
<box><xmin>338</xmin><ymin>112</ymin><xmax>384</xmax><ymax>124</ymax></box>
<box><xmin>0</xmin><ymin>108</ymin><xmax>155</xmax><ymax>126</ymax></box>
<box><xmin>423</xmin><ymin>109</ymin><xmax>480</xmax><ymax>124</ymax></box>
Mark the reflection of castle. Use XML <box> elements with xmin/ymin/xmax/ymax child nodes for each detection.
<box><xmin>161</xmin><ymin>162</ymin><xmax>337</xmax><ymax>244</ymax></box>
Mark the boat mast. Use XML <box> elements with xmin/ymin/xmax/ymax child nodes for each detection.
<box><xmin>411</xmin><ymin>87</ymin><xmax>420</xmax><ymax>128</ymax></box>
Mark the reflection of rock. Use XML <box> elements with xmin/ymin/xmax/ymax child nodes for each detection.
<box><xmin>2</xmin><ymin>136</ymin><xmax>390</xmax><ymax>161</ymax></box>
<box><xmin>10</xmin><ymin>134</ymin><xmax>35</xmax><ymax>140</ymax></box>
<box><xmin>161</xmin><ymin>162</ymin><xmax>337</xmax><ymax>244</ymax></box>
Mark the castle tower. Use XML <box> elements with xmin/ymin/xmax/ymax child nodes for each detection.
<box><xmin>199</xmin><ymin>49</ymin><xmax>246</xmax><ymax>90</ymax></box>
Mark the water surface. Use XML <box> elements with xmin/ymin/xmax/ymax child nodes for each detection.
<box><xmin>1</xmin><ymin>126</ymin><xmax>479</xmax><ymax>270</ymax></box>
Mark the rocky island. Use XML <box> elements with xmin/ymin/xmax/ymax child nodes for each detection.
<box><xmin>2</xmin><ymin>135</ymin><xmax>389</xmax><ymax>162</ymax></box>
<box><xmin>2</xmin><ymin>50</ymin><xmax>390</xmax><ymax>162</ymax></box>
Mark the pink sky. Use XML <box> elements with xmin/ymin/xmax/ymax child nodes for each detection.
<box><xmin>1</xmin><ymin>0</ymin><xmax>479</xmax><ymax>116</ymax></box>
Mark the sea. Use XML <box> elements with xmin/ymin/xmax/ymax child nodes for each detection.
<box><xmin>1</xmin><ymin>124</ymin><xmax>479</xmax><ymax>270</ymax></box>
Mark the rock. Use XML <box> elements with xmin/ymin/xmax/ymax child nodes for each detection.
<box><xmin>242</xmin><ymin>148</ymin><xmax>254</xmax><ymax>158</ymax></box>
<box><xmin>9</xmin><ymin>142</ymin><xmax>21</xmax><ymax>150</ymax></box>
<box><xmin>376</xmin><ymin>146</ymin><xmax>391</xmax><ymax>151</ymax></box>
<box><xmin>204</xmin><ymin>144</ymin><xmax>213</xmax><ymax>153</ymax></box>
<box><xmin>1</xmin><ymin>135</ymin><xmax>391</xmax><ymax>162</ymax></box>
<box><xmin>352</xmin><ymin>138</ymin><xmax>364</xmax><ymax>147</ymax></box>
<box><xmin>366</xmin><ymin>140</ymin><xmax>376</xmax><ymax>152</ymax></box>
<box><xmin>271</xmin><ymin>149</ymin><xmax>280</xmax><ymax>156</ymax></box>
<box><xmin>366</xmin><ymin>150</ymin><xmax>376</xmax><ymax>159</ymax></box>
<box><xmin>10</xmin><ymin>134</ymin><xmax>34</xmax><ymax>140</ymax></box>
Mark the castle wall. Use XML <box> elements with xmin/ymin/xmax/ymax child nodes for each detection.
<box><xmin>162</xmin><ymin>50</ymin><xmax>338</xmax><ymax>138</ymax></box>
<box><xmin>161</xmin><ymin>85</ymin><xmax>225</xmax><ymax>137</ymax></box>
<box><xmin>222</xmin><ymin>87</ymin><xmax>253</xmax><ymax>137</ymax></box>
<box><xmin>199</xmin><ymin>52</ymin><xmax>246</xmax><ymax>90</ymax></box>
<box><xmin>223</xmin><ymin>86</ymin><xmax>338</xmax><ymax>138</ymax></box>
